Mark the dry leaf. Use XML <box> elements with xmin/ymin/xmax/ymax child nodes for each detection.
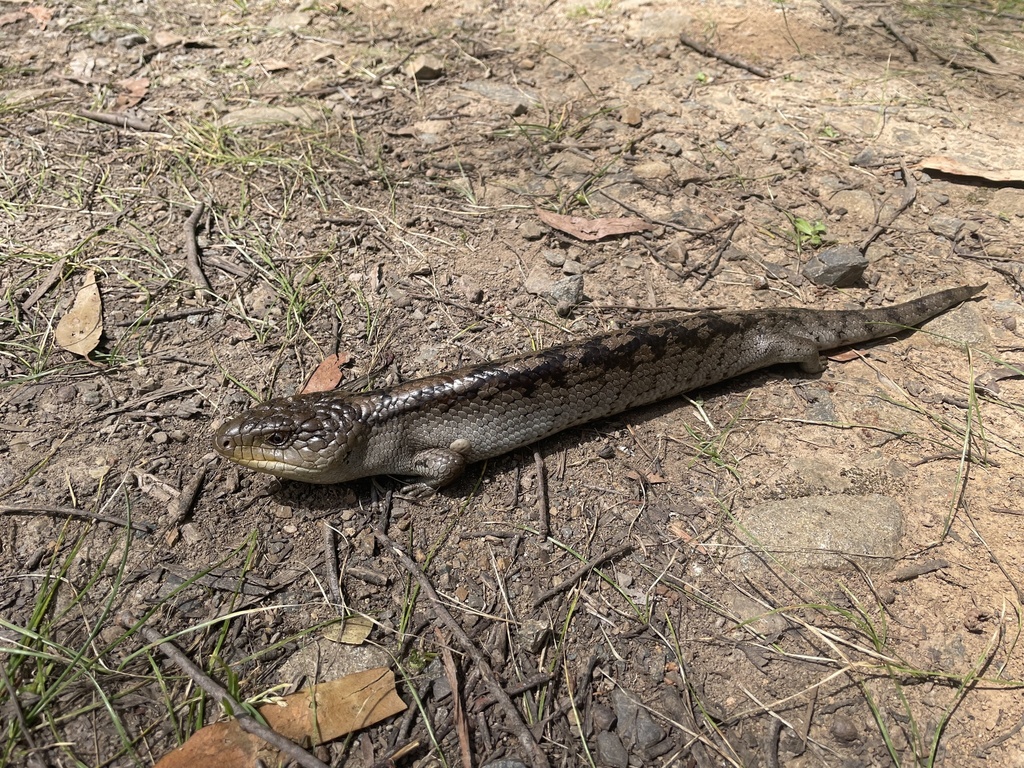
<box><xmin>25</xmin><ymin>5</ymin><xmax>52</xmax><ymax>28</ymax></box>
<box><xmin>299</xmin><ymin>352</ymin><xmax>352</xmax><ymax>395</ymax></box>
<box><xmin>919</xmin><ymin>155</ymin><xmax>1024</xmax><ymax>184</ymax></box>
<box><xmin>536</xmin><ymin>208</ymin><xmax>653</xmax><ymax>241</ymax></box>
<box><xmin>259</xmin><ymin>58</ymin><xmax>293</xmax><ymax>72</ymax></box>
<box><xmin>826</xmin><ymin>349</ymin><xmax>862</xmax><ymax>363</ymax></box>
<box><xmin>324</xmin><ymin>614</ymin><xmax>374</xmax><ymax>645</ymax></box>
<box><xmin>152</xmin><ymin>31</ymin><xmax>185</xmax><ymax>47</ymax></box>
<box><xmin>115</xmin><ymin>77</ymin><xmax>150</xmax><ymax>109</ymax></box>
<box><xmin>56</xmin><ymin>271</ymin><xmax>103</xmax><ymax>357</ymax></box>
<box><xmin>155</xmin><ymin>667</ymin><xmax>405</xmax><ymax>768</ymax></box>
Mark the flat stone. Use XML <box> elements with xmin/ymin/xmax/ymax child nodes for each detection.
<box><xmin>991</xmin><ymin>188</ymin><xmax>1024</xmax><ymax>218</ymax></box>
<box><xmin>734</xmin><ymin>493</ymin><xmax>904</xmax><ymax>573</ymax></box>
<box><xmin>220</xmin><ymin>106</ymin><xmax>320</xmax><ymax>128</ymax></box>
<box><xmin>634</xmin><ymin>708</ymin><xmax>666</xmax><ymax>750</ymax></box>
<box><xmin>928</xmin><ymin>215</ymin><xmax>965</xmax><ymax>239</ymax></box>
<box><xmin>620</xmin><ymin>105</ymin><xmax>643</xmax><ymax>126</ymax></box>
<box><xmin>801</xmin><ymin>244</ymin><xmax>867</xmax><ymax>287</ymax></box>
<box><xmin>461</xmin><ymin>80</ymin><xmax>539</xmax><ymax>112</ymax></box>
<box><xmin>596</xmin><ymin>731</ymin><xmax>628</xmax><ymax>768</ymax></box>
<box><xmin>520</xmin><ymin>221</ymin><xmax>546</xmax><ymax>241</ymax></box>
<box><xmin>633</xmin><ymin>161</ymin><xmax>673</xmax><ymax>180</ymax></box>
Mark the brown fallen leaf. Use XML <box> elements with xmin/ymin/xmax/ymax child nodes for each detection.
<box><xmin>298</xmin><ymin>352</ymin><xmax>352</xmax><ymax>395</ymax></box>
<box><xmin>56</xmin><ymin>270</ymin><xmax>103</xmax><ymax>357</ymax></box>
<box><xmin>323</xmin><ymin>614</ymin><xmax>373</xmax><ymax>645</ymax></box>
<box><xmin>536</xmin><ymin>208</ymin><xmax>653</xmax><ymax>241</ymax></box>
<box><xmin>155</xmin><ymin>667</ymin><xmax>405</xmax><ymax>768</ymax></box>
<box><xmin>919</xmin><ymin>155</ymin><xmax>1024</xmax><ymax>184</ymax></box>
<box><xmin>826</xmin><ymin>349</ymin><xmax>862</xmax><ymax>363</ymax></box>
<box><xmin>115</xmin><ymin>77</ymin><xmax>150</xmax><ymax>109</ymax></box>
<box><xmin>25</xmin><ymin>5</ymin><xmax>52</xmax><ymax>29</ymax></box>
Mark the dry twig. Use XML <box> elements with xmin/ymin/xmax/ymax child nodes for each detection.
<box><xmin>373</xmin><ymin>527</ymin><xmax>550</xmax><ymax>768</ymax></box>
<box><xmin>120</xmin><ymin>613</ymin><xmax>330</xmax><ymax>768</ymax></box>
<box><xmin>1</xmin><ymin>505</ymin><xmax>153</xmax><ymax>533</ymax></box>
<box><xmin>533</xmin><ymin>542</ymin><xmax>633</xmax><ymax>607</ymax></box>
<box><xmin>75</xmin><ymin>109</ymin><xmax>158</xmax><ymax>132</ymax></box>
<box><xmin>183</xmin><ymin>202</ymin><xmax>212</xmax><ymax>296</ymax></box>
<box><xmin>878</xmin><ymin>16</ymin><xmax>918</xmax><ymax>61</ymax></box>
<box><xmin>679</xmin><ymin>32</ymin><xmax>772</xmax><ymax>78</ymax></box>
<box><xmin>860</xmin><ymin>158</ymin><xmax>916</xmax><ymax>252</ymax></box>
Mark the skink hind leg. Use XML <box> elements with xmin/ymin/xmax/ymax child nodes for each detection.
<box><xmin>398</xmin><ymin>441</ymin><xmax>470</xmax><ymax>498</ymax></box>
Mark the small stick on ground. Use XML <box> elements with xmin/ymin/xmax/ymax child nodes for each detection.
<box><xmin>168</xmin><ymin>463</ymin><xmax>207</xmax><ymax>527</ymax></box>
<box><xmin>818</xmin><ymin>0</ymin><xmax>846</xmax><ymax>33</ymax></box>
<box><xmin>860</xmin><ymin>157</ymin><xmax>916</xmax><ymax>252</ymax></box>
<box><xmin>1</xmin><ymin>505</ymin><xmax>154</xmax><ymax>533</ymax></box>
<box><xmin>877</xmin><ymin>16</ymin><xmax>918</xmax><ymax>61</ymax></box>
<box><xmin>75</xmin><ymin>110</ymin><xmax>159</xmax><ymax>132</ymax></box>
<box><xmin>533</xmin><ymin>542</ymin><xmax>634</xmax><ymax>608</ymax></box>
<box><xmin>679</xmin><ymin>32</ymin><xmax>772</xmax><ymax>78</ymax></box>
<box><xmin>695</xmin><ymin>219</ymin><xmax>741</xmax><ymax>290</ymax></box>
<box><xmin>21</xmin><ymin>256</ymin><xmax>67</xmax><ymax>312</ymax></box>
<box><xmin>324</xmin><ymin>522</ymin><xmax>343</xmax><ymax>608</ymax></box>
<box><xmin>533</xmin><ymin>450</ymin><xmax>550</xmax><ymax>539</ymax></box>
<box><xmin>373</xmin><ymin>527</ymin><xmax>550</xmax><ymax>768</ymax></box>
<box><xmin>435</xmin><ymin>628</ymin><xmax>472</xmax><ymax>768</ymax></box>
<box><xmin>183</xmin><ymin>202</ymin><xmax>212</xmax><ymax>297</ymax></box>
<box><xmin>120</xmin><ymin>613</ymin><xmax>330</xmax><ymax>768</ymax></box>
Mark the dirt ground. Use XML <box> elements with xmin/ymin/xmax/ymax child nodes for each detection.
<box><xmin>3</xmin><ymin>0</ymin><xmax>1024</xmax><ymax>765</ymax></box>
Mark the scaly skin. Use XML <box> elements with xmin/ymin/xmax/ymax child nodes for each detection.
<box><xmin>213</xmin><ymin>285</ymin><xmax>984</xmax><ymax>495</ymax></box>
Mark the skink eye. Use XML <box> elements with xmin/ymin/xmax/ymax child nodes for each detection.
<box><xmin>265</xmin><ymin>431</ymin><xmax>288</xmax><ymax>447</ymax></box>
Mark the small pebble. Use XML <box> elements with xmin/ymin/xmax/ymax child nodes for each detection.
<box><xmin>520</xmin><ymin>221</ymin><xmax>546</xmax><ymax>241</ymax></box>
<box><xmin>620</xmin><ymin>105</ymin><xmax>643</xmax><ymax>126</ymax></box>
<box><xmin>830</xmin><ymin>715</ymin><xmax>859</xmax><ymax>743</ymax></box>
<box><xmin>151</xmin><ymin>432</ymin><xmax>169</xmax><ymax>445</ymax></box>
<box><xmin>543</xmin><ymin>249</ymin><xmax>566</xmax><ymax>267</ymax></box>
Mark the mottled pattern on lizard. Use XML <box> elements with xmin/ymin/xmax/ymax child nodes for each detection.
<box><xmin>213</xmin><ymin>285</ymin><xmax>984</xmax><ymax>496</ymax></box>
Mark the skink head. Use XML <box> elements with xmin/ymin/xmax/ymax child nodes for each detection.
<box><xmin>213</xmin><ymin>395</ymin><xmax>368</xmax><ymax>484</ymax></box>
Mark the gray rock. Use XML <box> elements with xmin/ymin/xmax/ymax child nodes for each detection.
<box><xmin>543</xmin><ymin>249</ymin><xmax>566</xmax><ymax>267</ymax></box>
<box><xmin>801</xmin><ymin>245</ymin><xmax>867</xmax><ymax>287</ymax></box>
<box><xmin>595</xmin><ymin>731</ymin><xmax>629</xmax><ymax>768</ymax></box>
<box><xmin>734</xmin><ymin>493</ymin><xmax>904</xmax><ymax>573</ymax></box>
<box><xmin>547</xmin><ymin>275</ymin><xmax>584</xmax><ymax>307</ymax></box>
<box><xmin>461</xmin><ymin>80</ymin><xmax>539</xmax><ymax>113</ymax></box>
<box><xmin>850</xmin><ymin>147</ymin><xmax>883</xmax><ymax>167</ymax></box>
<box><xmin>623</xmin><ymin>68</ymin><xmax>653</xmax><ymax>89</ymax></box>
<box><xmin>520</xmin><ymin>221</ymin><xmax>546</xmax><ymax>241</ymax></box>
<box><xmin>483</xmin><ymin>761</ymin><xmax>528</xmax><ymax>768</ymax></box>
<box><xmin>634</xmin><ymin>707</ymin><xmax>667</xmax><ymax>750</ymax></box>
<box><xmin>928</xmin><ymin>215</ymin><xmax>964</xmax><ymax>240</ymax></box>
<box><xmin>610</xmin><ymin>688</ymin><xmax>639</xmax><ymax>746</ymax></box>
<box><xmin>830</xmin><ymin>714</ymin><xmax>860</xmax><ymax>743</ymax></box>
<box><xmin>591</xmin><ymin>702</ymin><xmax>616</xmax><ymax>731</ymax></box>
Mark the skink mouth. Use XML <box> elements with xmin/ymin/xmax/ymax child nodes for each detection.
<box><xmin>212</xmin><ymin>435</ymin><xmax>327</xmax><ymax>481</ymax></box>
